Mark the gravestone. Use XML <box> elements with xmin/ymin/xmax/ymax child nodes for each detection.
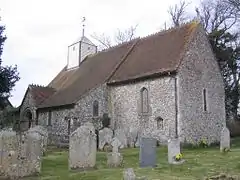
<box><xmin>123</xmin><ymin>168</ymin><xmax>148</xmax><ymax>180</ymax></box>
<box><xmin>220</xmin><ymin>127</ymin><xmax>230</xmax><ymax>152</ymax></box>
<box><xmin>98</xmin><ymin>127</ymin><xmax>113</xmax><ymax>150</ymax></box>
<box><xmin>115</xmin><ymin>129</ymin><xmax>127</xmax><ymax>148</ymax></box>
<box><xmin>139</xmin><ymin>137</ymin><xmax>157</xmax><ymax>168</ymax></box>
<box><xmin>168</xmin><ymin>138</ymin><xmax>184</xmax><ymax>164</ymax></box>
<box><xmin>69</xmin><ymin>122</ymin><xmax>97</xmax><ymax>170</ymax></box>
<box><xmin>123</xmin><ymin>168</ymin><xmax>136</xmax><ymax>180</ymax></box>
<box><xmin>107</xmin><ymin>137</ymin><xmax>123</xmax><ymax>167</ymax></box>
<box><xmin>0</xmin><ymin>130</ymin><xmax>43</xmax><ymax>179</ymax></box>
<box><xmin>28</xmin><ymin>125</ymin><xmax>48</xmax><ymax>154</ymax></box>
<box><xmin>128</xmin><ymin>128</ymin><xmax>138</xmax><ymax>148</ymax></box>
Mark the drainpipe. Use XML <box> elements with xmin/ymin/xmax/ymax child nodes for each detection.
<box><xmin>174</xmin><ymin>76</ymin><xmax>178</xmax><ymax>138</ymax></box>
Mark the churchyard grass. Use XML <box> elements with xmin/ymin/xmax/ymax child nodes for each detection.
<box><xmin>24</xmin><ymin>138</ymin><xmax>240</xmax><ymax>180</ymax></box>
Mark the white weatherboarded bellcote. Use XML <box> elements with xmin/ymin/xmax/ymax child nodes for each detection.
<box><xmin>67</xmin><ymin>36</ymin><xmax>97</xmax><ymax>70</ymax></box>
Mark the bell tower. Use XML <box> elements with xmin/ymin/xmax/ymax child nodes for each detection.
<box><xmin>67</xmin><ymin>17</ymin><xmax>97</xmax><ymax>70</ymax></box>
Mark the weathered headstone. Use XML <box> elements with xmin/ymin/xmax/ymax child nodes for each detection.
<box><xmin>107</xmin><ymin>137</ymin><xmax>123</xmax><ymax>167</ymax></box>
<box><xmin>98</xmin><ymin>127</ymin><xmax>113</xmax><ymax>150</ymax></box>
<box><xmin>28</xmin><ymin>125</ymin><xmax>48</xmax><ymax>154</ymax></box>
<box><xmin>115</xmin><ymin>129</ymin><xmax>127</xmax><ymax>148</ymax></box>
<box><xmin>220</xmin><ymin>127</ymin><xmax>230</xmax><ymax>152</ymax></box>
<box><xmin>0</xmin><ymin>130</ymin><xmax>43</xmax><ymax>179</ymax></box>
<box><xmin>139</xmin><ymin>137</ymin><xmax>157</xmax><ymax>168</ymax></box>
<box><xmin>168</xmin><ymin>138</ymin><xmax>184</xmax><ymax>164</ymax></box>
<box><xmin>128</xmin><ymin>128</ymin><xmax>138</xmax><ymax>148</ymax></box>
<box><xmin>123</xmin><ymin>168</ymin><xmax>148</xmax><ymax>180</ymax></box>
<box><xmin>0</xmin><ymin>130</ymin><xmax>18</xmax><ymax>177</ymax></box>
<box><xmin>123</xmin><ymin>168</ymin><xmax>136</xmax><ymax>180</ymax></box>
<box><xmin>69</xmin><ymin>122</ymin><xmax>97</xmax><ymax>170</ymax></box>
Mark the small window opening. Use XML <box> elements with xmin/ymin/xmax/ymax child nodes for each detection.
<box><xmin>203</xmin><ymin>89</ymin><xmax>207</xmax><ymax>111</ymax></box>
<box><xmin>93</xmin><ymin>100</ymin><xmax>99</xmax><ymax>117</ymax></box>
<box><xmin>156</xmin><ymin>117</ymin><xmax>163</xmax><ymax>129</ymax></box>
<box><xmin>140</xmin><ymin>87</ymin><xmax>149</xmax><ymax>113</ymax></box>
<box><xmin>73</xmin><ymin>46</ymin><xmax>75</xmax><ymax>51</ymax></box>
<box><xmin>47</xmin><ymin>111</ymin><xmax>52</xmax><ymax>126</ymax></box>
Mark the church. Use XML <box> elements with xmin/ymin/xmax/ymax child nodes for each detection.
<box><xmin>17</xmin><ymin>21</ymin><xmax>226</xmax><ymax>146</ymax></box>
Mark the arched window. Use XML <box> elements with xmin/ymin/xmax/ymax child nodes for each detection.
<box><xmin>93</xmin><ymin>100</ymin><xmax>99</xmax><ymax>117</ymax></box>
<box><xmin>140</xmin><ymin>87</ymin><xmax>149</xmax><ymax>113</ymax></box>
<box><xmin>156</xmin><ymin>117</ymin><xmax>163</xmax><ymax>129</ymax></box>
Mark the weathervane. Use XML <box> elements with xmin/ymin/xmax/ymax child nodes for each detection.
<box><xmin>82</xmin><ymin>17</ymin><xmax>86</xmax><ymax>37</ymax></box>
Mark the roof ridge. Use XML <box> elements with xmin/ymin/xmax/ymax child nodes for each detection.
<box><xmin>93</xmin><ymin>37</ymin><xmax>140</xmax><ymax>55</ymax></box>
<box><xmin>139</xmin><ymin>20</ymin><xmax>200</xmax><ymax>42</ymax></box>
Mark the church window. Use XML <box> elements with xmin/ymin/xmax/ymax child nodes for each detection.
<box><xmin>140</xmin><ymin>87</ymin><xmax>149</xmax><ymax>113</ymax></box>
<box><xmin>73</xmin><ymin>46</ymin><xmax>75</xmax><ymax>51</ymax></box>
<box><xmin>156</xmin><ymin>117</ymin><xmax>163</xmax><ymax>129</ymax></box>
<box><xmin>93</xmin><ymin>100</ymin><xmax>99</xmax><ymax>117</ymax></box>
<box><xmin>203</xmin><ymin>89</ymin><xmax>207</xmax><ymax>111</ymax></box>
<box><xmin>47</xmin><ymin>111</ymin><xmax>52</xmax><ymax>126</ymax></box>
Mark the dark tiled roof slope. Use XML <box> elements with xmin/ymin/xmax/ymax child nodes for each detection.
<box><xmin>38</xmin><ymin>40</ymin><xmax>137</xmax><ymax>108</ymax></box>
<box><xmin>38</xmin><ymin>22</ymin><xmax>200</xmax><ymax>108</ymax></box>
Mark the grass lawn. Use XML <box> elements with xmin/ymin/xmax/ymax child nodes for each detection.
<box><xmin>25</xmin><ymin>138</ymin><xmax>240</xmax><ymax>180</ymax></box>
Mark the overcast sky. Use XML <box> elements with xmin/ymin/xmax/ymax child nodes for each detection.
<box><xmin>0</xmin><ymin>0</ymin><xmax>199</xmax><ymax>107</ymax></box>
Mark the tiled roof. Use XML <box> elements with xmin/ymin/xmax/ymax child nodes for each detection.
<box><xmin>29</xmin><ymin>85</ymin><xmax>56</xmax><ymax>106</ymax></box>
<box><xmin>38</xmin><ymin>21</ymin><xmax>200</xmax><ymax>108</ymax></box>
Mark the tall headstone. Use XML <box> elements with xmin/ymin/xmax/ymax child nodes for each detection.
<box><xmin>139</xmin><ymin>137</ymin><xmax>157</xmax><ymax>168</ymax></box>
<box><xmin>69</xmin><ymin>122</ymin><xmax>97</xmax><ymax>170</ymax></box>
<box><xmin>98</xmin><ymin>127</ymin><xmax>113</xmax><ymax>150</ymax></box>
<box><xmin>220</xmin><ymin>127</ymin><xmax>230</xmax><ymax>152</ymax></box>
<box><xmin>168</xmin><ymin>138</ymin><xmax>184</xmax><ymax>164</ymax></box>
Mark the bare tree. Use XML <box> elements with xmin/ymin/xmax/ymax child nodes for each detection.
<box><xmin>114</xmin><ymin>24</ymin><xmax>138</xmax><ymax>44</ymax></box>
<box><xmin>195</xmin><ymin>0</ymin><xmax>240</xmax><ymax>33</ymax></box>
<box><xmin>226</xmin><ymin>0</ymin><xmax>240</xmax><ymax>11</ymax></box>
<box><xmin>91</xmin><ymin>24</ymin><xmax>138</xmax><ymax>50</ymax></box>
<box><xmin>168</xmin><ymin>0</ymin><xmax>191</xmax><ymax>27</ymax></box>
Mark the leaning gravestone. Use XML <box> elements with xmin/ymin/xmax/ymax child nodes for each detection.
<box><xmin>168</xmin><ymin>138</ymin><xmax>184</xmax><ymax>164</ymax></box>
<box><xmin>98</xmin><ymin>127</ymin><xmax>113</xmax><ymax>150</ymax></box>
<box><xmin>69</xmin><ymin>122</ymin><xmax>97</xmax><ymax>170</ymax></box>
<box><xmin>107</xmin><ymin>137</ymin><xmax>123</xmax><ymax>167</ymax></box>
<box><xmin>139</xmin><ymin>137</ymin><xmax>157</xmax><ymax>168</ymax></box>
<box><xmin>220</xmin><ymin>127</ymin><xmax>230</xmax><ymax>152</ymax></box>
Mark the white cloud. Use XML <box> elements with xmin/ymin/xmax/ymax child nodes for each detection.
<box><xmin>0</xmin><ymin>0</ymin><xmax>200</xmax><ymax>107</ymax></box>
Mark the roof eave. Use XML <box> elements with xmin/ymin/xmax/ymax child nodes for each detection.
<box><xmin>107</xmin><ymin>70</ymin><xmax>177</xmax><ymax>86</ymax></box>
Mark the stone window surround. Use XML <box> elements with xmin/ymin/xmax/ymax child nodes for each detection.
<box><xmin>140</xmin><ymin>87</ymin><xmax>150</xmax><ymax>115</ymax></box>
